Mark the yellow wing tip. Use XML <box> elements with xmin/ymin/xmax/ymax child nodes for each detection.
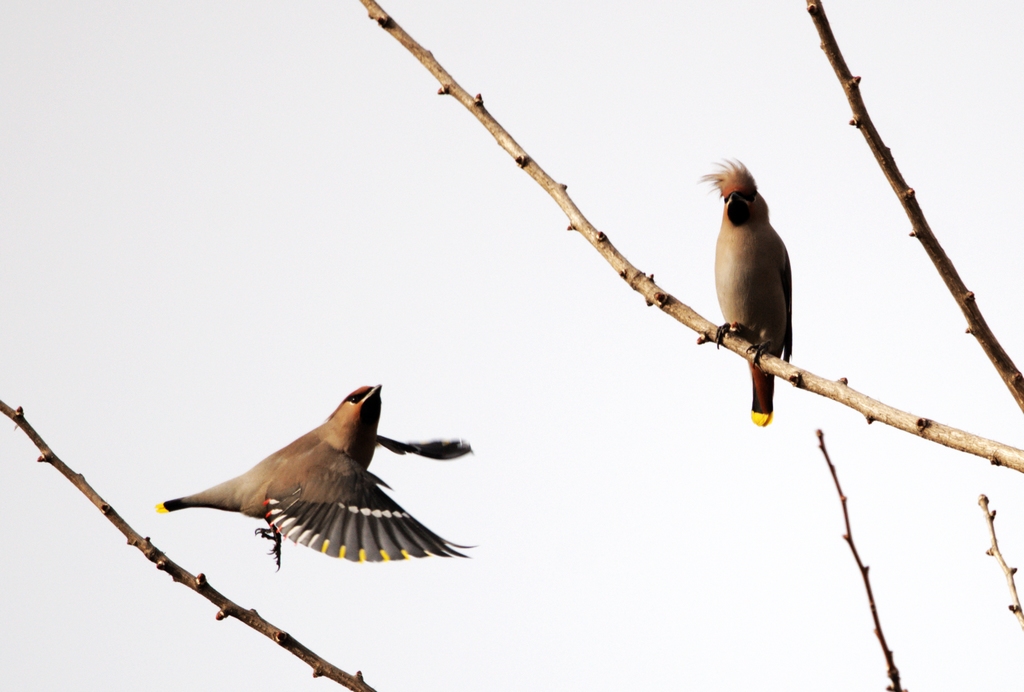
<box><xmin>155</xmin><ymin>503</ymin><xmax>168</xmax><ymax>514</ymax></box>
<box><xmin>751</xmin><ymin>411</ymin><xmax>774</xmax><ymax>427</ymax></box>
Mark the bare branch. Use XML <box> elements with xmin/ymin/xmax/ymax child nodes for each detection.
<box><xmin>804</xmin><ymin>0</ymin><xmax>1024</xmax><ymax>415</ymax></box>
<box><xmin>0</xmin><ymin>399</ymin><xmax>378</xmax><ymax>692</ymax></box>
<box><xmin>978</xmin><ymin>495</ymin><xmax>1024</xmax><ymax>633</ymax></box>
<box><xmin>817</xmin><ymin>430</ymin><xmax>903</xmax><ymax>692</ymax></box>
<box><xmin>354</xmin><ymin>0</ymin><xmax>1024</xmax><ymax>473</ymax></box>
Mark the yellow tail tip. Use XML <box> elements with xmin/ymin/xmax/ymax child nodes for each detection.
<box><xmin>155</xmin><ymin>503</ymin><xmax>169</xmax><ymax>513</ymax></box>
<box><xmin>751</xmin><ymin>411</ymin><xmax>774</xmax><ymax>427</ymax></box>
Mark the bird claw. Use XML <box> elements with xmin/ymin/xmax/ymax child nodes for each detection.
<box><xmin>748</xmin><ymin>341</ymin><xmax>772</xmax><ymax>369</ymax></box>
<box><xmin>255</xmin><ymin>526</ymin><xmax>282</xmax><ymax>571</ymax></box>
<box><xmin>714</xmin><ymin>323</ymin><xmax>732</xmax><ymax>349</ymax></box>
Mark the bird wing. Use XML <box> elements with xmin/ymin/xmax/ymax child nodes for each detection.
<box><xmin>376</xmin><ymin>435</ymin><xmax>473</xmax><ymax>460</ymax></box>
<box><xmin>264</xmin><ymin>446</ymin><xmax>467</xmax><ymax>562</ymax></box>
<box><xmin>781</xmin><ymin>247</ymin><xmax>793</xmax><ymax>362</ymax></box>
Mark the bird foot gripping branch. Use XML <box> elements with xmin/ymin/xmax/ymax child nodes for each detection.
<box><xmin>747</xmin><ymin>341</ymin><xmax>773</xmax><ymax>369</ymax></box>
<box><xmin>156</xmin><ymin>385</ymin><xmax>473</xmax><ymax>567</ymax></box>
<box><xmin>713</xmin><ymin>322</ymin><xmax>736</xmax><ymax>349</ymax></box>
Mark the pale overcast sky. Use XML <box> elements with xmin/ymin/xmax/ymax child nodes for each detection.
<box><xmin>3</xmin><ymin>1</ymin><xmax>1024</xmax><ymax>690</ymax></box>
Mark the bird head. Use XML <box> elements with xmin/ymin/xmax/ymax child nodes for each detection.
<box><xmin>324</xmin><ymin>385</ymin><xmax>382</xmax><ymax>467</ymax></box>
<box><xmin>701</xmin><ymin>160</ymin><xmax>770</xmax><ymax>228</ymax></box>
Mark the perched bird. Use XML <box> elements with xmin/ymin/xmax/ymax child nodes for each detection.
<box><xmin>157</xmin><ymin>385</ymin><xmax>471</xmax><ymax>565</ymax></box>
<box><xmin>703</xmin><ymin>161</ymin><xmax>792</xmax><ymax>427</ymax></box>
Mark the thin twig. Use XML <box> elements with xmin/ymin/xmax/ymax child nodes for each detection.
<box><xmin>353</xmin><ymin>0</ymin><xmax>1024</xmax><ymax>473</ymax></box>
<box><xmin>817</xmin><ymin>430</ymin><xmax>903</xmax><ymax>692</ymax></box>
<box><xmin>0</xmin><ymin>399</ymin><xmax>378</xmax><ymax>692</ymax></box>
<box><xmin>978</xmin><ymin>495</ymin><xmax>1024</xmax><ymax>633</ymax></box>
<box><xmin>804</xmin><ymin>0</ymin><xmax>1024</xmax><ymax>414</ymax></box>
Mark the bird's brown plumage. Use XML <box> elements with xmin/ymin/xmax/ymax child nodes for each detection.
<box><xmin>156</xmin><ymin>385</ymin><xmax>470</xmax><ymax>562</ymax></box>
<box><xmin>705</xmin><ymin>161</ymin><xmax>792</xmax><ymax>426</ymax></box>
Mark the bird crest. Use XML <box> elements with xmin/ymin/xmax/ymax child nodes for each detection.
<box><xmin>701</xmin><ymin>160</ymin><xmax>757</xmax><ymax>199</ymax></box>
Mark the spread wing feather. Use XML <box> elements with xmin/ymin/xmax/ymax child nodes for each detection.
<box><xmin>377</xmin><ymin>436</ymin><xmax>473</xmax><ymax>460</ymax></box>
<box><xmin>264</xmin><ymin>452</ymin><xmax>467</xmax><ymax>562</ymax></box>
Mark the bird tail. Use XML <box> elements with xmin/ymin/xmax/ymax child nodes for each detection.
<box><xmin>155</xmin><ymin>499</ymin><xmax>187</xmax><ymax>513</ymax></box>
<box><xmin>749</xmin><ymin>363</ymin><xmax>775</xmax><ymax>427</ymax></box>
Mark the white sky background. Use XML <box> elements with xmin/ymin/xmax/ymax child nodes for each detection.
<box><xmin>3</xmin><ymin>1</ymin><xmax>1024</xmax><ymax>689</ymax></box>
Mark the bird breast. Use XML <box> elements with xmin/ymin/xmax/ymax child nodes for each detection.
<box><xmin>714</xmin><ymin>223</ymin><xmax>788</xmax><ymax>347</ymax></box>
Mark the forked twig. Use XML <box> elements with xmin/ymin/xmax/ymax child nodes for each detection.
<box><xmin>0</xmin><ymin>399</ymin><xmax>377</xmax><ymax>692</ymax></box>
<box><xmin>804</xmin><ymin>0</ymin><xmax>1024</xmax><ymax>414</ymax></box>
<box><xmin>978</xmin><ymin>495</ymin><xmax>1024</xmax><ymax>632</ymax></box>
<box><xmin>817</xmin><ymin>430</ymin><xmax>903</xmax><ymax>692</ymax></box>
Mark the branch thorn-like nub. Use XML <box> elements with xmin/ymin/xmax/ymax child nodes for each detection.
<box><xmin>515</xmin><ymin>155</ymin><xmax>529</xmax><ymax>168</ymax></box>
<box><xmin>850</xmin><ymin>76</ymin><xmax>862</xmax><ymax>86</ymax></box>
<box><xmin>155</xmin><ymin>559</ymin><xmax>167</xmax><ymax>571</ymax></box>
<box><xmin>274</xmin><ymin>630</ymin><xmax>289</xmax><ymax>644</ymax></box>
<box><xmin>100</xmin><ymin>503</ymin><xmax>111</xmax><ymax>514</ymax></box>
<box><xmin>788</xmin><ymin>373</ymin><xmax>803</xmax><ymax>387</ymax></box>
<box><xmin>215</xmin><ymin>609</ymin><xmax>228</xmax><ymax>621</ymax></box>
<box><xmin>965</xmin><ymin>327</ymin><xmax>973</xmax><ymax>334</ymax></box>
<box><xmin>474</xmin><ymin>93</ymin><xmax>483</xmax><ymax>106</ymax></box>
<box><xmin>567</xmin><ymin>224</ymin><xmax>574</xmax><ymax>231</ymax></box>
<box><xmin>561</xmin><ymin>183</ymin><xmax>568</xmax><ymax>190</ymax></box>
<box><xmin>37</xmin><ymin>455</ymin><xmax>45</xmax><ymax>462</ymax></box>
<box><xmin>916</xmin><ymin>417</ymin><xmax>930</xmax><ymax>431</ymax></box>
<box><xmin>904</xmin><ymin>188</ymin><xmax>916</xmax><ymax>200</ymax></box>
<box><xmin>865</xmin><ymin>415</ymin><xmax>875</xmax><ymax>424</ymax></box>
<box><xmin>1014</xmin><ymin>372</ymin><xmax>1023</xmax><ymax>382</ymax></box>
<box><xmin>965</xmin><ymin>291</ymin><xmax>976</xmax><ymax>302</ymax></box>
<box><xmin>645</xmin><ymin>299</ymin><xmax>653</xmax><ymax>307</ymax></box>
<box><xmin>196</xmin><ymin>573</ymin><xmax>207</xmax><ymax>586</ymax></box>
<box><xmin>696</xmin><ymin>335</ymin><xmax>706</xmax><ymax>345</ymax></box>
<box><xmin>595</xmin><ymin>231</ymin><xmax>606</xmax><ymax>242</ymax></box>
<box><xmin>909</xmin><ymin>231</ymin><xmax>917</xmax><ymax>237</ymax></box>
<box><xmin>849</xmin><ymin>117</ymin><xmax>861</xmax><ymax>128</ymax></box>
<box><xmin>356</xmin><ymin>671</ymin><xmax>365</xmax><ymax>682</ymax></box>
<box><xmin>654</xmin><ymin>292</ymin><xmax>666</xmax><ymax>305</ymax></box>
<box><xmin>437</xmin><ymin>84</ymin><xmax>450</xmax><ymax>95</ymax></box>
<box><xmin>375</xmin><ymin>15</ymin><xmax>391</xmax><ymax>28</ymax></box>
<box><xmin>618</xmin><ymin>269</ymin><xmax>627</xmax><ymax>278</ymax></box>
<box><xmin>807</xmin><ymin>3</ymin><xmax>819</xmax><ymax>15</ymax></box>
<box><xmin>14</xmin><ymin>406</ymin><xmax>23</xmax><ymax>417</ymax></box>
<box><xmin>312</xmin><ymin>669</ymin><xmax>323</xmax><ymax>678</ymax></box>
<box><xmin>648</xmin><ymin>273</ymin><xmax>655</xmax><ymax>282</ymax></box>
<box><xmin>838</xmin><ymin>377</ymin><xmax>848</xmax><ymax>385</ymax></box>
